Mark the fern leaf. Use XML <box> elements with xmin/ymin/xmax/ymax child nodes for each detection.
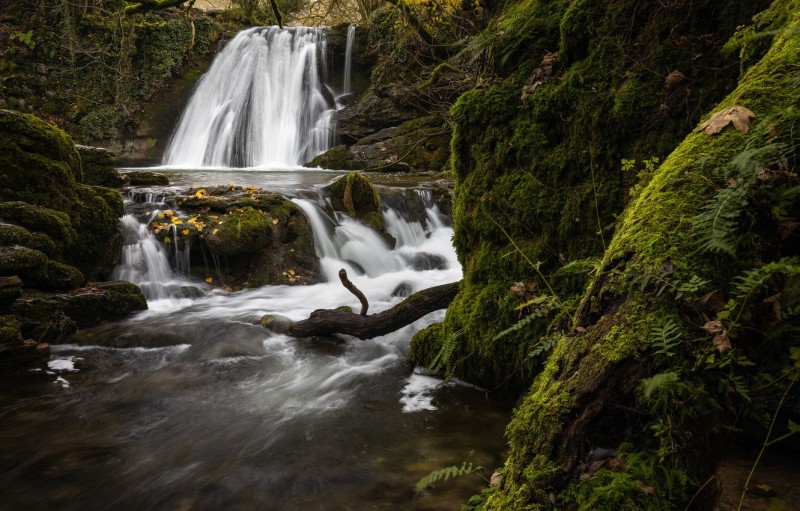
<box><xmin>650</xmin><ymin>318</ymin><xmax>683</xmax><ymax>358</ymax></box>
<box><xmin>414</xmin><ymin>462</ymin><xmax>479</xmax><ymax>494</ymax></box>
<box><xmin>640</xmin><ymin>371</ymin><xmax>681</xmax><ymax>400</ymax></box>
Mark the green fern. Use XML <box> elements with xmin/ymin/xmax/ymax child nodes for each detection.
<box><xmin>414</xmin><ymin>462</ymin><xmax>481</xmax><ymax>494</ymax></box>
<box><xmin>528</xmin><ymin>337</ymin><xmax>558</xmax><ymax>359</ymax></box>
<box><xmin>732</xmin><ymin>257</ymin><xmax>800</xmax><ymax>301</ymax></box>
<box><xmin>553</xmin><ymin>258</ymin><xmax>600</xmax><ymax>277</ymax></box>
<box><xmin>492</xmin><ymin>296</ymin><xmax>559</xmax><ymax>343</ymax></box>
<box><xmin>640</xmin><ymin>371</ymin><xmax>681</xmax><ymax>401</ymax></box>
<box><xmin>693</xmin><ymin>144</ymin><xmax>785</xmax><ymax>256</ymax></box>
<box><xmin>650</xmin><ymin>318</ymin><xmax>683</xmax><ymax>359</ymax></box>
<box><xmin>430</xmin><ymin>329</ymin><xmax>462</xmax><ymax>378</ymax></box>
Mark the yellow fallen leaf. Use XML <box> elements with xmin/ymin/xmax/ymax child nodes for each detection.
<box><xmin>205</xmin><ymin>277</ymin><xmax>213</xmax><ymax>283</ymax></box>
<box><xmin>213</xmin><ymin>229</ymin><xmax>219</xmax><ymax>234</ymax></box>
<box><xmin>288</xmin><ymin>269</ymin><xmax>295</xmax><ymax>276</ymax></box>
<box><xmin>157</xmin><ymin>213</ymin><xmax>165</xmax><ymax>219</ymax></box>
<box><xmin>272</xmin><ymin>218</ymin><xmax>279</xmax><ymax>225</ymax></box>
<box><xmin>182</xmin><ymin>229</ymin><xmax>189</xmax><ymax>236</ymax></box>
<box><xmin>164</xmin><ymin>237</ymin><xmax>171</xmax><ymax>243</ymax></box>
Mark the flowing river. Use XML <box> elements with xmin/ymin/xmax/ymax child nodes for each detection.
<box><xmin>0</xmin><ymin>168</ymin><xmax>510</xmax><ymax>510</ymax></box>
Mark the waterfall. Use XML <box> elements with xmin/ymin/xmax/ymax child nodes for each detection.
<box><xmin>342</xmin><ymin>25</ymin><xmax>355</xmax><ymax>94</ymax></box>
<box><xmin>163</xmin><ymin>26</ymin><xmax>336</xmax><ymax>168</ymax></box>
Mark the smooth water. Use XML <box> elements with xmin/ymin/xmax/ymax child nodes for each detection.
<box><xmin>0</xmin><ymin>171</ymin><xmax>509</xmax><ymax>510</ymax></box>
<box><xmin>163</xmin><ymin>27</ymin><xmax>336</xmax><ymax>168</ymax></box>
<box><xmin>342</xmin><ymin>25</ymin><xmax>355</xmax><ymax>94</ymax></box>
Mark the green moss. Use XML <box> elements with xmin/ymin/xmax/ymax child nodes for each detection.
<box><xmin>204</xmin><ymin>206</ymin><xmax>274</xmax><ymax>257</ymax></box>
<box><xmin>0</xmin><ymin>315</ymin><xmax>22</xmax><ymax>343</ymax></box>
<box><xmin>0</xmin><ymin>223</ymin><xmax>33</xmax><ymax>248</ymax></box>
<box><xmin>481</xmin><ymin>8</ymin><xmax>800</xmax><ymax>509</ymax></box>
<box><xmin>412</xmin><ymin>0</ymin><xmax>768</xmax><ymax>393</ymax></box>
<box><xmin>44</xmin><ymin>261</ymin><xmax>85</xmax><ymax>290</ymax></box>
<box><xmin>0</xmin><ymin>245</ymin><xmax>48</xmax><ymax>284</ymax></box>
<box><xmin>0</xmin><ymin>202</ymin><xmax>76</xmax><ymax>251</ymax></box>
<box><xmin>327</xmin><ymin>172</ymin><xmax>384</xmax><ymax>231</ymax></box>
<box><xmin>0</xmin><ymin>109</ymin><xmax>82</xmax><ymax>209</ymax></box>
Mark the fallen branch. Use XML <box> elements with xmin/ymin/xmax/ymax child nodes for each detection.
<box><xmin>339</xmin><ymin>268</ymin><xmax>369</xmax><ymax>315</ymax></box>
<box><xmin>274</xmin><ymin>281</ymin><xmax>460</xmax><ymax>339</ymax></box>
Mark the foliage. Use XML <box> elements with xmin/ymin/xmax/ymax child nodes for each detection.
<box><xmin>414</xmin><ymin>462</ymin><xmax>482</xmax><ymax>494</ymax></box>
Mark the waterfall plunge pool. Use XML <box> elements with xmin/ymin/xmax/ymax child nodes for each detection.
<box><xmin>0</xmin><ymin>170</ymin><xmax>510</xmax><ymax>510</ymax></box>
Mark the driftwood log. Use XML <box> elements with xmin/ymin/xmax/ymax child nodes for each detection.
<box><xmin>274</xmin><ymin>280</ymin><xmax>460</xmax><ymax>339</ymax></box>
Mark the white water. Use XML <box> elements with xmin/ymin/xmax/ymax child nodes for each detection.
<box><xmin>163</xmin><ymin>27</ymin><xmax>336</xmax><ymax>168</ymax></box>
<box><xmin>342</xmin><ymin>25</ymin><xmax>355</xmax><ymax>94</ymax></box>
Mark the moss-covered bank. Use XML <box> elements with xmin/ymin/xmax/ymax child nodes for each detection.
<box><xmin>410</xmin><ymin>0</ymin><xmax>771</xmax><ymax>393</ymax></box>
<box><xmin>432</xmin><ymin>0</ymin><xmax>800</xmax><ymax>508</ymax></box>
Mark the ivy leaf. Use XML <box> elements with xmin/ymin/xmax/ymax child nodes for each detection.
<box><xmin>693</xmin><ymin>105</ymin><xmax>756</xmax><ymax>136</ymax></box>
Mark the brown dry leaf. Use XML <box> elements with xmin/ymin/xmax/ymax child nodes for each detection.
<box><xmin>693</xmin><ymin>105</ymin><xmax>756</xmax><ymax>136</ymax></box>
<box><xmin>635</xmin><ymin>481</ymin><xmax>657</xmax><ymax>495</ymax></box>
<box><xmin>702</xmin><ymin>320</ymin><xmax>731</xmax><ymax>353</ymax></box>
<box><xmin>490</xmin><ymin>472</ymin><xmax>502</xmax><ymax>487</ymax></box>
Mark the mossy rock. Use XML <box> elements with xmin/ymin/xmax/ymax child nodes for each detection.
<box><xmin>305</xmin><ymin>145</ymin><xmax>368</xmax><ymax>170</ymax></box>
<box><xmin>124</xmin><ymin>171</ymin><xmax>169</xmax><ymax>186</ymax></box>
<box><xmin>0</xmin><ymin>315</ymin><xmax>23</xmax><ymax>344</ymax></box>
<box><xmin>0</xmin><ymin>202</ymin><xmax>76</xmax><ymax>250</ymax></box>
<box><xmin>0</xmin><ymin>223</ymin><xmax>33</xmax><ymax>248</ymax></box>
<box><xmin>204</xmin><ymin>207</ymin><xmax>274</xmax><ymax>257</ymax></box>
<box><xmin>12</xmin><ymin>281</ymin><xmax>147</xmax><ymax>335</ymax></box>
<box><xmin>0</xmin><ymin>246</ymin><xmax>49</xmax><ymax>285</ymax></box>
<box><xmin>324</xmin><ymin>172</ymin><xmax>384</xmax><ymax>231</ymax></box>
<box><xmin>43</xmin><ymin>261</ymin><xmax>86</xmax><ymax>291</ymax></box>
<box><xmin>0</xmin><ymin>109</ymin><xmax>82</xmax><ymax>210</ymax></box>
<box><xmin>0</xmin><ymin>276</ymin><xmax>23</xmax><ymax>312</ymax></box>
<box><xmin>76</xmin><ymin>144</ymin><xmax>129</xmax><ymax>187</ymax></box>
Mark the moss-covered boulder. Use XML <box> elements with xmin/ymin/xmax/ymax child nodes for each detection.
<box><xmin>324</xmin><ymin>172</ymin><xmax>385</xmax><ymax>233</ymax></box>
<box><xmin>76</xmin><ymin>144</ymin><xmax>129</xmax><ymax>187</ymax></box>
<box><xmin>0</xmin><ymin>110</ymin><xmax>83</xmax><ymax>210</ymax></box>
<box><xmin>145</xmin><ymin>186</ymin><xmax>320</xmax><ymax>289</ymax></box>
<box><xmin>0</xmin><ymin>246</ymin><xmax>49</xmax><ymax>285</ymax></box>
<box><xmin>204</xmin><ymin>207</ymin><xmax>274</xmax><ymax>257</ymax></box>
<box><xmin>0</xmin><ymin>201</ymin><xmax>76</xmax><ymax>253</ymax></box>
<box><xmin>124</xmin><ymin>171</ymin><xmax>169</xmax><ymax>186</ymax></box>
<box><xmin>12</xmin><ymin>281</ymin><xmax>147</xmax><ymax>335</ymax></box>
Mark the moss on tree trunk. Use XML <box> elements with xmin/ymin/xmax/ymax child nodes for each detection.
<box><xmin>482</xmin><ymin>6</ymin><xmax>800</xmax><ymax>509</ymax></box>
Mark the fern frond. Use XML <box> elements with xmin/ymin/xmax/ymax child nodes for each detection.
<box><xmin>650</xmin><ymin>317</ymin><xmax>683</xmax><ymax>358</ymax></box>
<box><xmin>553</xmin><ymin>258</ymin><xmax>600</xmax><ymax>277</ymax></box>
<box><xmin>732</xmin><ymin>257</ymin><xmax>800</xmax><ymax>301</ymax></box>
<box><xmin>640</xmin><ymin>371</ymin><xmax>681</xmax><ymax>401</ymax></box>
<box><xmin>493</xmin><ymin>296</ymin><xmax>559</xmax><ymax>343</ymax></box>
<box><xmin>414</xmin><ymin>462</ymin><xmax>480</xmax><ymax>494</ymax></box>
<box><xmin>693</xmin><ymin>143</ymin><xmax>786</xmax><ymax>256</ymax></box>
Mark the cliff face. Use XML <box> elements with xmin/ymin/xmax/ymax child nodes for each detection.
<box><xmin>410</xmin><ymin>0</ymin><xmax>800</xmax><ymax>508</ymax></box>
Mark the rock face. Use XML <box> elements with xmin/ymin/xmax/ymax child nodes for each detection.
<box><xmin>307</xmin><ymin>116</ymin><xmax>451</xmax><ymax>173</ymax></box>
<box><xmin>0</xmin><ymin>110</ymin><xmax>147</xmax><ymax>370</ymax></box>
<box><xmin>146</xmin><ymin>186</ymin><xmax>320</xmax><ymax>289</ymax></box>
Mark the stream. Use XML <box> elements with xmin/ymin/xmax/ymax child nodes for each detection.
<box><xmin>0</xmin><ymin>168</ymin><xmax>510</xmax><ymax>510</ymax></box>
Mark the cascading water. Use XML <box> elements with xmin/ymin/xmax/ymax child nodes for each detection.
<box><xmin>342</xmin><ymin>25</ymin><xmax>355</xmax><ymax>94</ymax></box>
<box><xmin>162</xmin><ymin>26</ymin><xmax>336</xmax><ymax>168</ymax></box>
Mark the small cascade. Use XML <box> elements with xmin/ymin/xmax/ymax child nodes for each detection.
<box><xmin>342</xmin><ymin>25</ymin><xmax>355</xmax><ymax>94</ymax></box>
<box><xmin>163</xmin><ymin>26</ymin><xmax>336</xmax><ymax>168</ymax></box>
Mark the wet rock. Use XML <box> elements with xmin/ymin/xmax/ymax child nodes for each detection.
<box><xmin>0</xmin><ymin>201</ymin><xmax>76</xmax><ymax>250</ymax></box>
<box><xmin>260</xmin><ymin>314</ymin><xmax>293</xmax><ymax>333</ymax></box>
<box><xmin>401</xmin><ymin>252</ymin><xmax>448</xmax><ymax>271</ymax></box>
<box><xmin>76</xmin><ymin>145</ymin><xmax>129</xmax><ymax>187</ymax></box>
<box><xmin>124</xmin><ymin>171</ymin><xmax>169</xmax><ymax>186</ymax></box>
<box><xmin>307</xmin><ymin>116</ymin><xmax>450</xmax><ymax>173</ymax></box>
<box><xmin>391</xmin><ymin>282</ymin><xmax>413</xmax><ymax>297</ymax></box>
<box><xmin>12</xmin><ymin>281</ymin><xmax>147</xmax><ymax>338</ymax></box>
<box><xmin>336</xmin><ymin>90</ymin><xmax>422</xmax><ymax>144</ymax></box>
<box><xmin>323</xmin><ymin>172</ymin><xmax>384</xmax><ymax>232</ymax></box>
<box><xmin>0</xmin><ymin>315</ymin><xmax>49</xmax><ymax>370</ymax></box>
